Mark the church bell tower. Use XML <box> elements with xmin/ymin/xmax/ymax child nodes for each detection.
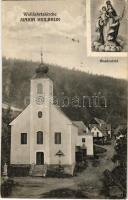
<box><xmin>29</xmin><ymin>51</ymin><xmax>53</xmax><ymax>164</ymax></box>
<box><xmin>30</xmin><ymin>51</ymin><xmax>53</xmax><ymax>106</ymax></box>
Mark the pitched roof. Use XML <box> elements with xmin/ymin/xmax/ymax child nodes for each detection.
<box><xmin>94</xmin><ymin>117</ymin><xmax>106</xmax><ymax>125</ymax></box>
<box><xmin>90</xmin><ymin>124</ymin><xmax>108</xmax><ymax>136</ymax></box>
<box><xmin>9</xmin><ymin>105</ymin><xmax>30</xmax><ymax>125</ymax></box>
<box><xmin>90</xmin><ymin>124</ymin><xmax>110</xmax><ymax>136</ymax></box>
<box><xmin>73</xmin><ymin>121</ymin><xmax>91</xmax><ymax>135</ymax></box>
<box><xmin>73</xmin><ymin>121</ymin><xmax>86</xmax><ymax>129</ymax></box>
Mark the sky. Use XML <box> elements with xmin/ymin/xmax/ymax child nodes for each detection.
<box><xmin>2</xmin><ymin>0</ymin><xmax>128</xmax><ymax>80</ymax></box>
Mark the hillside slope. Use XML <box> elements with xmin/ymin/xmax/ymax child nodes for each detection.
<box><xmin>2</xmin><ymin>57</ymin><xmax>127</xmax><ymax>128</ymax></box>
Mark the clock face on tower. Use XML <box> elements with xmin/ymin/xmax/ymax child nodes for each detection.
<box><xmin>35</xmin><ymin>96</ymin><xmax>44</xmax><ymax>105</ymax></box>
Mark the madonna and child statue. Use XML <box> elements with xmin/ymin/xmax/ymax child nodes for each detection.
<box><xmin>92</xmin><ymin>0</ymin><xmax>125</xmax><ymax>52</ymax></box>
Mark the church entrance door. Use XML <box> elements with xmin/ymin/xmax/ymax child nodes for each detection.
<box><xmin>36</xmin><ymin>152</ymin><xmax>44</xmax><ymax>165</ymax></box>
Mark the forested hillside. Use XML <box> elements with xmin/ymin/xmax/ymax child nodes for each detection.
<box><xmin>2</xmin><ymin>57</ymin><xmax>127</xmax><ymax>128</ymax></box>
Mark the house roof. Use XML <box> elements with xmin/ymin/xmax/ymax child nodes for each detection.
<box><xmin>73</xmin><ymin>121</ymin><xmax>91</xmax><ymax>135</ymax></box>
<box><xmin>89</xmin><ymin>117</ymin><xmax>111</xmax><ymax>136</ymax></box>
<box><xmin>93</xmin><ymin>117</ymin><xmax>106</xmax><ymax>125</ymax></box>
<box><xmin>73</xmin><ymin>121</ymin><xmax>87</xmax><ymax>129</ymax></box>
<box><xmin>90</xmin><ymin>124</ymin><xmax>108</xmax><ymax>136</ymax></box>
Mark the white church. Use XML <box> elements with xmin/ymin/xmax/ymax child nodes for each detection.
<box><xmin>10</xmin><ymin>56</ymin><xmax>93</xmax><ymax>176</ymax></box>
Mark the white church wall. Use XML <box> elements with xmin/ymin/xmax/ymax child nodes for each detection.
<box><xmin>29</xmin><ymin>103</ymin><xmax>51</xmax><ymax>164</ymax></box>
<box><xmin>10</xmin><ymin>73</ymin><xmax>94</xmax><ymax>168</ymax></box>
<box><xmin>29</xmin><ymin>78</ymin><xmax>53</xmax><ymax>164</ymax></box>
<box><xmin>71</xmin><ymin>125</ymin><xmax>78</xmax><ymax>164</ymax></box>
<box><xmin>30</xmin><ymin>78</ymin><xmax>53</xmax><ymax>105</ymax></box>
<box><xmin>10</xmin><ymin>106</ymin><xmax>30</xmax><ymax>164</ymax></box>
<box><xmin>50</xmin><ymin>105</ymin><xmax>74</xmax><ymax>165</ymax></box>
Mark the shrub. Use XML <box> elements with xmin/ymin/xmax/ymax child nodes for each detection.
<box><xmin>1</xmin><ymin>178</ymin><xmax>14</xmax><ymax>197</ymax></box>
<box><xmin>8</xmin><ymin>166</ymin><xmax>30</xmax><ymax>177</ymax></box>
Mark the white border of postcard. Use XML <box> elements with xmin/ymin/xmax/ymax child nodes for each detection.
<box><xmin>86</xmin><ymin>0</ymin><xmax>128</xmax><ymax>57</ymax></box>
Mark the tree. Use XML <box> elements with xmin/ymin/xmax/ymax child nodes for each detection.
<box><xmin>111</xmin><ymin>127</ymin><xmax>127</xmax><ymax>194</ymax></box>
<box><xmin>113</xmin><ymin>127</ymin><xmax>127</xmax><ymax>168</ymax></box>
<box><xmin>1</xmin><ymin>107</ymin><xmax>12</xmax><ymax>167</ymax></box>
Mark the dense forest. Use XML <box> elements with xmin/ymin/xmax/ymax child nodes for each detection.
<box><xmin>2</xmin><ymin>57</ymin><xmax>127</xmax><ymax>128</ymax></box>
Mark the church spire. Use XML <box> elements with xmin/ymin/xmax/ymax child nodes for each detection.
<box><xmin>32</xmin><ymin>50</ymin><xmax>49</xmax><ymax>79</ymax></box>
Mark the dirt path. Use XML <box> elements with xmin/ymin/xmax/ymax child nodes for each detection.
<box><xmin>9</xmin><ymin>143</ymin><xmax>115</xmax><ymax>198</ymax></box>
<box><xmin>72</xmin><ymin>142</ymin><xmax>115</xmax><ymax>198</ymax></box>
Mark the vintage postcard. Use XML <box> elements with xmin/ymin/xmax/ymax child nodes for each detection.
<box><xmin>86</xmin><ymin>0</ymin><xmax>128</xmax><ymax>56</ymax></box>
<box><xmin>1</xmin><ymin>0</ymin><xmax>127</xmax><ymax>199</ymax></box>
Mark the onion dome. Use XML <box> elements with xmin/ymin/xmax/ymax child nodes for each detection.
<box><xmin>33</xmin><ymin>51</ymin><xmax>49</xmax><ymax>79</ymax></box>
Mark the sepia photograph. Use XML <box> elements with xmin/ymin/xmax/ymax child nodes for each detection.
<box><xmin>1</xmin><ymin>0</ymin><xmax>127</xmax><ymax>199</ymax></box>
<box><xmin>86</xmin><ymin>0</ymin><xmax>128</xmax><ymax>56</ymax></box>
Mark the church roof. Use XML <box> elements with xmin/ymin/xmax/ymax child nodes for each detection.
<box><xmin>32</xmin><ymin>51</ymin><xmax>50</xmax><ymax>79</ymax></box>
<box><xmin>9</xmin><ymin>105</ymin><xmax>30</xmax><ymax>125</ymax></box>
<box><xmin>32</xmin><ymin>63</ymin><xmax>49</xmax><ymax>79</ymax></box>
<box><xmin>53</xmin><ymin>105</ymin><xmax>78</xmax><ymax>128</ymax></box>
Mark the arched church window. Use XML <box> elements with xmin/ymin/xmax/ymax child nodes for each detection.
<box><xmin>21</xmin><ymin>133</ymin><xmax>27</xmax><ymax>144</ymax></box>
<box><xmin>37</xmin><ymin>83</ymin><xmax>43</xmax><ymax>94</ymax></box>
<box><xmin>55</xmin><ymin>132</ymin><xmax>61</xmax><ymax>144</ymax></box>
<box><xmin>38</xmin><ymin>111</ymin><xmax>42</xmax><ymax>118</ymax></box>
<box><xmin>37</xmin><ymin>131</ymin><xmax>43</xmax><ymax>144</ymax></box>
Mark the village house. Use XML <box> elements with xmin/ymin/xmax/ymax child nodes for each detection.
<box><xmin>9</xmin><ymin>57</ymin><xmax>93</xmax><ymax>176</ymax></box>
<box><xmin>73</xmin><ymin>121</ymin><xmax>93</xmax><ymax>162</ymax></box>
<box><xmin>89</xmin><ymin>117</ymin><xmax>111</xmax><ymax>144</ymax></box>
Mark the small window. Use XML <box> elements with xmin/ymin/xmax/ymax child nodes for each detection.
<box><xmin>37</xmin><ymin>131</ymin><xmax>43</xmax><ymax>144</ymax></box>
<box><xmin>21</xmin><ymin>133</ymin><xmax>27</xmax><ymax>144</ymax></box>
<box><xmin>97</xmin><ymin>132</ymin><xmax>99</xmax><ymax>137</ymax></box>
<box><xmin>37</xmin><ymin>83</ymin><xmax>43</xmax><ymax>94</ymax></box>
<box><xmin>38</xmin><ymin>111</ymin><xmax>42</xmax><ymax>118</ymax></box>
<box><xmin>82</xmin><ymin>138</ymin><xmax>85</xmax><ymax>143</ymax></box>
<box><xmin>55</xmin><ymin>132</ymin><xmax>61</xmax><ymax>144</ymax></box>
<box><xmin>50</xmin><ymin>85</ymin><xmax>53</xmax><ymax>96</ymax></box>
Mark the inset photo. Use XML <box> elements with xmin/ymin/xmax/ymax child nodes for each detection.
<box><xmin>86</xmin><ymin>0</ymin><xmax>128</xmax><ymax>56</ymax></box>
